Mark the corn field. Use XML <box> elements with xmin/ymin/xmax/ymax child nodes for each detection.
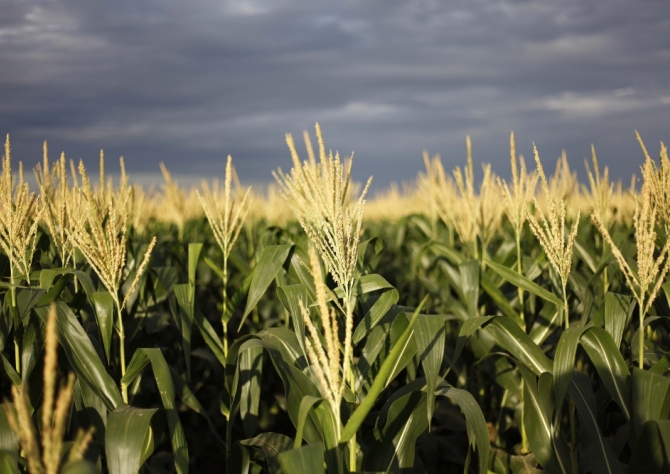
<box><xmin>1</xmin><ymin>125</ymin><xmax>669</xmax><ymax>473</ymax></box>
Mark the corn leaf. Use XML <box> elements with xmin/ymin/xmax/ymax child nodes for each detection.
<box><xmin>480</xmin><ymin>316</ymin><xmax>553</xmax><ymax>375</ymax></box>
<box><xmin>241</xmin><ymin>244</ymin><xmax>293</xmax><ymax>327</ymax></box>
<box><xmin>628</xmin><ymin>420</ymin><xmax>670</xmax><ymax>473</ymax></box>
<box><xmin>518</xmin><ymin>367</ymin><xmax>571</xmax><ymax>474</ymax></box>
<box><xmin>365</xmin><ymin>390</ymin><xmax>428</xmax><ymax>471</ymax></box>
<box><xmin>485</xmin><ymin>259</ymin><xmax>565</xmax><ymax>308</ymax></box>
<box><xmin>580</xmin><ymin>327</ymin><xmax>630</xmax><ymax>420</ymax></box>
<box><xmin>121</xmin><ymin>348</ymin><xmax>190</xmax><ymax>474</ymax></box>
<box><xmin>239</xmin><ymin>432</ymin><xmax>293</xmax><ymax>474</ymax></box>
<box><xmin>414</xmin><ymin>314</ymin><xmax>445</xmax><ymax>427</ymax></box>
<box><xmin>603</xmin><ymin>292</ymin><xmax>634</xmax><ymax>349</ymax></box>
<box><xmin>631</xmin><ymin>368</ymin><xmax>670</xmax><ymax>443</ymax></box>
<box><xmin>341</xmin><ymin>297</ymin><xmax>426</xmax><ymax>443</ymax></box>
<box><xmin>34</xmin><ymin>302</ymin><xmax>122</xmax><ymax>411</ymax></box>
<box><xmin>106</xmin><ymin>404</ymin><xmax>159</xmax><ymax>474</ymax></box>
<box><xmin>568</xmin><ymin>372</ymin><xmax>624</xmax><ymax>474</ymax></box>
<box><xmin>435</xmin><ymin>382</ymin><xmax>491</xmax><ymax>474</ymax></box>
<box><xmin>90</xmin><ymin>292</ymin><xmax>114</xmax><ymax>365</ymax></box>
<box><xmin>279</xmin><ymin>444</ymin><xmax>325</xmax><ymax>474</ymax></box>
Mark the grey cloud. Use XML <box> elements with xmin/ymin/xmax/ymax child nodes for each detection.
<box><xmin>1</xmin><ymin>0</ymin><xmax>669</xmax><ymax>189</ymax></box>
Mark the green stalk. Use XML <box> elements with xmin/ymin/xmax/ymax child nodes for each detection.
<box><xmin>516</xmin><ymin>231</ymin><xmax>525</xmax><ymax>329</ymax></box>
<box><xmin>10</xmin><ymin>259</ymin><xmax>20</xmax><ymax>375</ymax></box>
<box><xmin>562</xmin><ymin>283</ymin><xmax>569</xmax><ymax>330</ymax></box>
<box><xmin>340</xmin><ymin>297</ymin><xmax>427</xmax><ymax>443</ymax></box>
<box><xmin>116</xmin><ymin>298</ymin><xmax>128</xmax><ymax>404</ymax></box>
<box><xmin>638</xmin><ymin>303</ymin><xmax>645</xmax><ymax>369</ymax></box>
<box><xmin>222</xmin><ymin>254</ymin><xmax>229</xmax><ymax>359</ymax></box>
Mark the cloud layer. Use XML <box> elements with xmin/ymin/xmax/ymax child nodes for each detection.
<box><xmin>2</xmin><ymin>0</ymin><xmax>669</xmax><ymax>189</ymax></box>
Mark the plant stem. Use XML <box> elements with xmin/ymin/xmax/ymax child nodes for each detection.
<box><xmin>638</xmin><ymin>303</ymin><xmax>644</xmax><ymax>369</ymax></box>
<box><xmin>222</xmin><ymin>254</ymin><xmax>229</xmax><ymax>359</ymax></box>
<box><xmin>563</xmin><ymin>284</ymin><xmax>569</xmax><ymax>330</ymax></box>
<box><xmin>115</xmin><ymin>298</ymin><xmax>128</xmax><ymax>404</ymax></box>
<box><xmin>516</xmin><ymin>230</ymin><xmax>525</xmax><ymax>330</ymax></box>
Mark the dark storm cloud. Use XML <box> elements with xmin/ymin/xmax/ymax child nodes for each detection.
<box><xmin>1</xmin><ymin>0</ymin><xmax>669</xmax><ymax>189</ymax></box>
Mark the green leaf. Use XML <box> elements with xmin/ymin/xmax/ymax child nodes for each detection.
<box><xmin>0</xmin><ymin>406</ymin><xmax>18</xmax><ymax>453</ymax></box>
<box><xmin>90</xmin><ymin>292</ymin><xmax>115</xmax><ymax>364</ymax></box>
<box><xmin>631</xmin><ymin>368</ymin><xmax>670</xmax><ymax>443</ymax></box>
<box><xmin>106</xmin><ymin>404</ymin><xmax>159</xmax><ymax>474</ymax></box>
<box><xmin>480</xmin><ymin>317</ymin><xmax>553</xmax><ymax>375</ymax></box>
<box><xmin>414</xmin><ymin>314</ymin><xmax>445</xmax><ymax>427</ymax></box>
<box><xmin>341</xmin><ymin>297</ymin><xmax>427</xmax><ymax>443</ymax></box>
<box><xmin>60</xmin><ymin>460</ymin><xmax>101</xmax><ymax>474</ymax></box>
<box><xmin>628</xmin><ymin>420</ymin><xmax>670</xmax><ymax>474</ymax></box>
<box><xmin>16</xmin><ymin>288</ymin><xmax>46</xmax><ymax>323</ymax></box>
<box><xmin>34</xmin><ymin>302</ymin><xmax>122</xmax><ymax>412</ymax></box>
<box><xmin>603</xmin><ymin>292</ymin><xmax>634</xmax><ymax>349</ymax></box>
<box><xmin>173</xmin><ymin>284</ymin><xmax>193</xmax><ymax>381</ymax></box>
<box><xmin>188</xmin><ymin>242</ymin><xmax>203</xmax><ymax>288</ymax></box>
<box><xmin>0</xmin><ymin>355</ymin><xmax>20</xmax><ymax>388</ymax></box>
<box><xmin>365</xmin><ymin>390</ymin><xmax>428</xmax><ymax>471</ymax></box>
<box><xmin>480</xmin><ymin>271</ymin><xmax>519</xmax><ymax>321</ymax></box>
<box><xmin>0</xmin><ymin>451</ymin><xmax>20</xmax><ymax>474</ymax></box>
<box><xmin>294</xmin><ymin>396</ymin><xmax>322</xmax><ymax>449</ymax></box>
<box><xmin>485</xmin><ymin>259</ymin><xmax>565</xmax><ymax>308</ymax></box>
<box><xmin>239</xmin><ymin>432</ymin><xmax>293</xmax><ymax>474</ymax></box>
<box><xmin>277</xmin><ymin>284</ymin><xmax>309</xmax><ymax>358</ymax></box>
<box><xmin>518</xmin><ymin>367</ymin><xmax>571</xmax><ymax>474</ymax></box>
<box><xmin>352</xmin><ymin>283</ymin><xmax>399</xmax><ymax>345</ymax></box>
<box><xmin>459</xmin><ymin>260</ymin><xmax>480</xmax><ymax>318</ymax></box>
<box><xmin>568</xmin><ymin>372</ymin><xmax>624</xmax><ymax>474</ymax></box>
<box><xmin>553</xmin><ymin>326</ymin><xmax>589</xmax><ymax>414</ymax></box>
<box><xmin>279</xmin><ymin>444</ymin><xmax>324</xmax><ymax>474</ymax></box>
<box><xmin>121</xmin><ymin>349</ymin><xmax>189</xmax><ymax>474</ymax></box>
<box><xmin>454</xmin><ymin>316</ymin><xmax>495</xmax><ymax>369</ymax></box>
<box><xmin>241</xmin><ymin>244</ymin><xmax>293</xmax><ymax>328</ymax></box>
<box><xmin>193</xmin><ymin>305</ymin><xmax>225</xmax><ymax>367</ymax></box>
<box><xmin>168</xmin><ymin>366</ymin><xmax>224</xmax><ymax>448</ymax></box>
<box><xmin>580</xmin><ymin>327</ymin><xmax>630</xmax><ymax>420</ymax></box>
<box><xmin>238</xmin><ymin>344</ymin><xmax>263</xmax><ymax>438</ymax></box>
<box><xmin>20</xmin><ymin>313</ymin><xmax>40</xmax><ymax>385</ymax></box>
<box><xmin>435</xmin><ymin>382</ymin><xmax>491</xmax><ymax>474</ymax></box>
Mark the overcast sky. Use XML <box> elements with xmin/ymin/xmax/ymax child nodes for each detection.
<box><xmin>2</xmin><ymin>0</ymin><xmax>669</xmax><ymax>191</ymax></box>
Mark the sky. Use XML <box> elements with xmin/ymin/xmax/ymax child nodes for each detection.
<box><xmin>1</xmin><ymin>0</ymin><xmax>670</xmax><ymax>191</ymax></box>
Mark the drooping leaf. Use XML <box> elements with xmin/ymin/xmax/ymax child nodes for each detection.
<box><xmin>628</xmin><ymin>420</ymin><xmax>670</xmax><ymax>474</ymax></box>
<box><xmin>294</xmin><ymin>396</ymin><xmax>322</xmax><ymax>449</ymax></box>
<box><xmin>580</xmin><ymin>327</ymin><xmax>630</xmax><ymax>420</ymax></box>
<box><xmin>278</xmin><ymin>444</ymin><xmax>325</xmax><ymax>474</ymax></box>
<box><xmin>518</xmin><ymin>367</ymin><xmax>571</xmax><ymax>474</ymax></box>
<box><xmin>34</xmin><ymin>302</ymin><xmax>122</xmax><ymax>412</ymax></box>
<box><xmin>106</xmin><ymin>404</ymin><xmax>159</xmax><ymax>474</ymax></box>
<box><xmin>121</xmin><ymin>349</ymin><xmax>189</xmax><ymax>474</ymax></box>
<box><xmin>553</xmin><ymin>326</ymin><xmax>589</xmax><ymax>414</ymax></box>
<box><xmin>567</xmin><ymin>372</ymin><xmax>624</xmax><ymax>474</ymax></box>
<box><xmin>435</xmin><ymin>382</ymin><xmax>491</xmax><ymax>474</ymax></box>
<box><xmin>480</xmin><ymin>316</ymin><xmax>553</xmax><ymax>375</ymax></box>
<box><xmin>238</xmin><ymin>344</ymin><xmax>263</xmax><ymax>438</ymax></box>
<box><xmin>0</xmin><ymin>451</ymin><xmax>19</xmax><ymax>474</ymax></box>
<box><xmin>414</xmin><ymin>314</ymin><xmax>445</xmax><ymax>427</ymax></box>
<box><xmin>341</xmin><ymin>298</ymin><xmax>426</xmax><ymax>443</ymax></box>
<box><xmin>239</xmin><ymin>432</ymin><xmax>293</xmax><ymax>474</ymax></box>
<box><xmin>486</xmin><ymin>259</ymin><xmax>565</xmax><ymax>308</ymax></box>
<box><xmin>631</xmin><ymin>368</ymin><xmax>670</xmax><ymax>443</ymax></box>
<box><xmin>365</xmin><ymin>390</ymin><xmax>428</xmax><ymax>471</ymax></box>
<box><xmin>603</xmin><ymin>292</ymin><xmax>634</xmax><ymax>349</ymax></box>
<box><xmin>90</xmin><ymin>292</ymin><xmax>115</xmax><ymax>365</ymax></box>
<box><xmin>459</xmin><ymin>260</ymin><xmax>480</xmax><ymax>318</ymax></box>
<box><xmin>241</xmin><ymin>244</ymin><xmax>293</xmax><ymax>327</ymax></box>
